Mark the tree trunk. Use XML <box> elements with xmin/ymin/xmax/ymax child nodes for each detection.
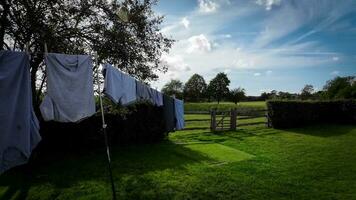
<box><xmin>30</xmin><ymin>56</ymin><xmax>44</xmax><ymax>117</ymax></box>
<box><xmin>0</xmin><ymin>0</ymin><xmax>10</xmax><ymax>49</ymax></box>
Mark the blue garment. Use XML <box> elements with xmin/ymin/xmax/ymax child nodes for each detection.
<box><xmin>136</xmin><ymin>81</ymin><xmax>154</xmax><ymax>103</ymax></box>
<box><xmin>174</xmin><ymin>99</ymin><xmax>184</xmax><ymax>130</ymax></box>
<box><xmin>150</xmin><ymin>88</ymin><xmax>163</xmax><ymax>106</ymax></box>
<box><xmin>103</xmin><ymin>64</ymin><xmax>137</xmax><ymax>105</ymax></box>
<box><xmin>0</xmin><ymin>51</ymin><xmax>41</xmax><ymax>174</ymax></box>
<box><xmin>163</xmin><ymin>95</ymin><xmax>175</xmax><ymax>132</ymax></box>
<box><xmin>40</xmin><ymin>53</ymin><xmax>95</xmax><ymax>122</ymax></box>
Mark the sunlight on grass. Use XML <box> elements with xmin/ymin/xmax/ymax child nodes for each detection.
<box><xmin>184</xmin><ymin>143</ymin><xmax>254</xmax><ymax>163</ymax></box>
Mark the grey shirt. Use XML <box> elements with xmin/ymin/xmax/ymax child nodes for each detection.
<box><xmin>40</xmin><ymin>53</ymin><xmax>95</xmax><ymax>122</ymax></box>
<box><xmin>0</xmin><ymin>51</ymin><xmax>41</xmax><ymax>174</ymax></box>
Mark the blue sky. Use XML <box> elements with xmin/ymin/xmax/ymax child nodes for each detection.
<box><xmin>151</xmin><ymin>0</ymin><xmax>356</xmax><ymax>95</ymax></box>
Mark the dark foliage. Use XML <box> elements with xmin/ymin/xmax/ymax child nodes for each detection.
<box><xmin>267</xmin><ymin>100</ymin><xmax>356</xmax><ymax>128</ymax></box>
<box><xmin>161</xmin><ymin>79</ymin><xmax>184</xmax><ymax>99</ymax></box>
<box><xmin>206</xmin><ymin>72</ymin><xmax>230</xmax><ymax>103</ymax></box>
<box><xmin>323</xmin><ymin>76</ymin><xmax>356</xmax><ymax>99</ymax></box>
<box><xmin>37</xmin><ymin>102</ymin><xmax>166</xmax><ymax>153</ymax></box>
<box><xmin>184</xmin><ymin>74</ymin><xmax>207</xmax><ymax>102</ymax></box>
<box><xmin>0</xmin><ymin>0</ymin><xmax>173</xmax><ymax>109</ymax></box>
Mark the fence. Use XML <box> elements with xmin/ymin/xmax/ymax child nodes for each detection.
<box><xmin>184</xmin><ymin>108</ymin><xmax>268</xmax><ymax>131</ymax></box>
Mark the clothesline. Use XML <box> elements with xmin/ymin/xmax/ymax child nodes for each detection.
<box><xmin>25</xmin><ymin>50</ymin><xmax>160</xmax><ymax>91</ymax></box>
<box><xmin>1</xmin><ymin>49</ymin><xmax>184</xmax><ymax>200</ymax></box>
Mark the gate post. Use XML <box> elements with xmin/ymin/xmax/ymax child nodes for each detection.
<box><xmin>211</xmin><ymin>108</ymin><xmax>216</xmax><ymax>131</ymax></box>
<box><xmin>230</xmin><ymin>108</ymin><xmax>237</xmax><ymax>131</ymax></box>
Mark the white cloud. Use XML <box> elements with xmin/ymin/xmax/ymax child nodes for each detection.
<box><xmin>332</xmin><ymin>56</ymin><xmax>339</xmax><ymax>61</ymax></box>
<box><xmin>266</xmin><ymin>70</ymin><xmax>273</xmax><ymax>75</ymax></box>
<box><xmin>181</xmin><ymin>17</ymin><xmax>190</xmax><ymax>29</ymax></box>
<box><xmin>153</xmin><ymin>0</ymin><xmax>356</xmax><ymax>94</ymax></box>
<box><xmin>187</xmin><ymin>34</ymin><xmax>212</xmax><ymax>53</ymax></box>
<box><xmin>260</xmin><ymin>88</ymin><xmax>272</xmax><ymax>92</ymax></box>
<box><xmin>223</xmin><ymin>34</ymin><xmax>232</xmax><ymax>38</ymax></box>
<box><xmin>253</xmin><ymin>72</ymin><xmax>261</xmax><ymax>76</ymax></box>
<box><xmin>198</xmin><ymin>0</ymin><xmax>219</xmax><ymax>13</ymax></box>
<box><xmin>330</xmin><ymin>70</ymin><xmax>340</xmax><ymax>76</ymax></box>
<box><xmin>224</xmin><ymin>69</ymin><xmax>231</xmax><ymax>74</ymax></box>
<box><xmin>160</xmin><ymin>54</ymin><xmax>191</xmax><ymax>72</ymax></box>
<box><xmin>255</xmin><ymin>0</ymin><xmax>281</xmax><ymax>10</ymax></box>
<box><xmin>253</xmin><ymin>1</ymin><xmax>354</xmax><ymax>49</ymax></box>
<box><xmin>233</xmin><ymin>58</ymin><xmax>254</xmax><ymax>68</ymax></box>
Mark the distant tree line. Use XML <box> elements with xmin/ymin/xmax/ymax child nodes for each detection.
<box><xmin>162</xmin><ymin>72</ymin><xmax>244</xmax><ymax>104</ymax></box>
<box><xmin>161</xmin><ymin>73</ymin><xmax>355</xmax><ymax>103</ymax></box>
<box><xmin>260</xmin><ymin>76</ymin><xmax>356</xmax><ymax>101</ymax></box>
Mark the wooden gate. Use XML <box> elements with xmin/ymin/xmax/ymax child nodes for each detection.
<box><xmin>210</xmin><ymin>108</ymin><xmax>237</xmax><ymax>131</ymax></box>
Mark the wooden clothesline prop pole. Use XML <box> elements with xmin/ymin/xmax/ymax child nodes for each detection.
<box><xmin>95</xmin><ymin>54</ymin><xmax>117</xmax><ymax>200</ymax></box>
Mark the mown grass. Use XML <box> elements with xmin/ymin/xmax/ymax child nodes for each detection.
<box><xmin>185</xmin><ymin>101</ymin><xmax>266</xmax><ymax>112</ymax></box>
<box><xmin>1</xmin><ymin>114</ymin><xmax>356</xmax><ymax>199</ymax></box>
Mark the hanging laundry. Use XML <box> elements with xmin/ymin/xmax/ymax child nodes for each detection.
<box><xmin>136</xmin><ymin>80</ymin><xmax>154</xmax><ymax>103</ymax></box>
<box><xmin>0</xmin><ymin>51</ymin><xmax>41</xmax><ymax>174</ymax></box>
<box><xmin>174</xmin><ymin>99</ymin><xmax>184</xmax><ymax>130</ymax></box>
<box><xmin>40</xmin><ymin>53</ymin><xmax>95</xmax><ymax>122</ymax></box>
<box><xmin>163</xmin><ymin>95</ymin><xmax>175</xmax><ymax>132</ymax></box>
<box><xmin>103</xmin><ymin>64</ymin><xmax>137</xmax><ymax>105</ymax></box>
<box><xmin>150</xmin><ymin>88</ymin><xmax>163</xmax><ymax>106</ymax></box>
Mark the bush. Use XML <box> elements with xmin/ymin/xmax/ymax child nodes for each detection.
<box><xmin>267</xmin><ymin>100</ymin><xmax>356</xmax><ymax>128</ymax></box>
<box><xmin>38</xmin><ymin>102</ymin><xmax>166</xmax><ymax>153</ymax></box>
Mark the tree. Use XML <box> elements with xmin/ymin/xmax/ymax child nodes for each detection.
<box><xmin>260</xmin><ymin>92</ymin><xmax>269</xmax><ymax>101</ymax></box>
<box><xmin>229</xmin><ymin>87</ymin><xmax>245</xmax><ymax>105</ymax></box>
<box><xmin>323</xmin><ymin>76</ymin><xmax>356</xmax><ymax>99</ymax></box>
<box><xmin>277</xmin><ymin>91</ymin><xmax>293</xmax><ymax>100</ymax></box>
<box><xmin>260</xmin><ymin>90</ymin><xmax>277</xmax><ymax>100</ymax></box>
<box><xmin>300</xmin><ymin>84</ymin><xmax>314</xmax><ymax>100</ymax></box>
<box><xmin>0</xmin><ymin>0</ymin><xmax>173</xmax><ymax>112</ymax></box>
<box><xmin>207</xmin><ymin>72</ymin><xmax>230</xmax><ymax>104</ymax></box>
<box><xmin>183</xmin><ymin>74</ymin><xmax>207</xmax><ymax>102</ymax></box>
<box><xmin>161</xmin><ymin>79</ymin><xmax>183</xmax><ymax>99</ymax></box>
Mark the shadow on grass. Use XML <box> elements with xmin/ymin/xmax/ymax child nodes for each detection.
<box><xmin>0</xmin><ymin>170</ymin><xmax>30</xmax><ymax>200</ymax></box>
<box><xmin>280</xmin><ymin>124</ymin><xmax>356</xmax><ymax>137</ymax></box>
<box><xmin>0</xmin><ymin>141</ymin><xmax>212</xmax><ymax>200</ymax></box>
<box><xmin>172</xmin><ymin>126</ymin><xmax>279</xmax><ymax>144</ymax></box>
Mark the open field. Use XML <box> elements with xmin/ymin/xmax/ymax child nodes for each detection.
<box><xmin>1</xmin><ymin>114</ymin><xmax>356</xmax><ymax>199</ymax></box>
<box><xmin>184</xmin><ymin>101</ymin><xmax>266</xmax><ymax>113</ymax></box>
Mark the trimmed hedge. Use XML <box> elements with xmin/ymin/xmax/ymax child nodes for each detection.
<box><xmin>37</xmin><ymin>102</ymin><xmax>166</xmax><ymax>153</ymax></box>
<box><xmin>267</xmin><ymin>100</ymin><xmax>356</xmax><ymax>128</ymax></box>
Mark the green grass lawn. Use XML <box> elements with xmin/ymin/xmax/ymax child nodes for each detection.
<box><xmin>1</xmin><ymin>114</ymin><xmax>356</xmax><ymax>199</ymax></box>
<box><xmin>185</xmin><ymin>101</ymin><xmax>266</xmax><ymax>112</ymax></box>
